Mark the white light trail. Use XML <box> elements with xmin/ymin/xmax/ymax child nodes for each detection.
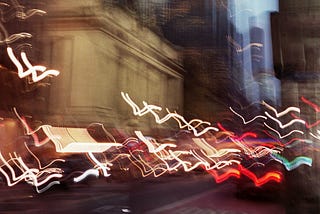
<box><xmin>122</xmin><ymin>92</ymin><xmax>219</xmax><ymax>136</ymax></box>
<box><xmin>73</xmin><ymin>169</ymin><xmax>99</xmax><ymax>183</ymax></box>
<box><xmin>264</xmin><ymin>112</ymin><xmax>305</xmax><ymax>128</ymax></box>
<box><xmin>262</xmin><ymin>101</ymin><xmax>300</xmax><ymax>117</ymax></box>
<box><xmin>7</xmin><ymin>47</ymin><xmax>60</xmax><ymax>82</ymax></box>
<box><xmin>229</xmin><ymin>107</ymin><xmax>267</xmax><ymax>124</ymax></box>
<box><xmin>135</xmin><ymin>131</ymin><xmax>177</xmax><ymax>153</ymax></box>
<box><xmin>264</xmin><ymin>122</ymin><xmax>304</xmax><ymax>139</ymax></box>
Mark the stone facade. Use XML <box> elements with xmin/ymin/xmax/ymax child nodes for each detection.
<box><xmin>35</xmin><ymin>0</ymin><xmax>184</xmax><ymax>133</ymax></box>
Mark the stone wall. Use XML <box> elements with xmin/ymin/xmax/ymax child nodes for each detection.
<box><xmin>36</xmin><ymin>0</ymin><xmax>184</xmax><ymax>133</ymax></box>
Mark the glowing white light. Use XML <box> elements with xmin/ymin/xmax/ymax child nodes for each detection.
<box><xmin>262</xmin><ymin>101</ymin><xmax>300</xmax><ymax>117</ymax></box>
<box><xmin>264</xmin><ymin>122</ymin><xmax>304</xmax><ymax>139</ymax></box>
<box><xmin>229</xmin><ymin>107</ymin><xmax>267</xmax><ymax>124</ymax></box>
<box><xmin>7</xmin><ymin>47</ymin><xmax>60</xmax><ymax>82</ymax></box>
<box><xmin>192</xmin><ymin>138</ymin><xmax>240</xmax><ymax>157</ymax></box>
<box><xmin>41</xmin><ymin>126</ymin><xmax>122</xmax><ymax>153</ymax></box>
<box><xmin>264</xmin><ymin>112</ymin><xmax>305</xmax><ymax>128</ymax></box>
<box><xmin>73</xmin><ymin>169</ymin><xmax>99</xmax><ymax>183</ymax></box>
<box><xmin>135</xmin><ymin>131</ymin><xmax>177</xmax><ymax>153</ymax></box>
<box><xmin>122</xmin><ymin>92</ymin><xmax>218</xmax><ymax>136</ymax></box>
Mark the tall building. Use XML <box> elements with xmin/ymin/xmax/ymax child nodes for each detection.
<box><xmin>271</xmin><ymin>0</ymin><xmax>320</xmax><ymax>212</ymax></box>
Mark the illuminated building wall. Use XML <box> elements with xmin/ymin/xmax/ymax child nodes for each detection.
<box><xmin>35</xmin><ymin>1</ymin><xmax>184</xmax><ymax>132</ymax></box>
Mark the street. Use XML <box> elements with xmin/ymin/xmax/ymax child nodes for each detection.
<box><xmin>0</xmin><ymin>173</ymin><xmax>285</xmax><ymax>214</ymax></box>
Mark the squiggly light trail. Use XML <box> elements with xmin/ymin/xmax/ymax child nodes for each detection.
<box><xmin>73</xmin><ymin>169</ymin><xmax>99</xmax><ymax>183</ymax></box>
<box><xmin>0</xmin><ymin>151</ymin><xmax>63</xmax><ymax>193</ymax></box>
<box><xmin>7</xmin><ymin>47</ymin><xmax>60</xmax><ymax>82</ymax></box>
<box><xmin>226</xmin><ymin>35</ymin><xmax>263</xmax><ymax>53</ymax></box>
<box><xmin>262</xmin><ymin>101</ymin><xmax>300</xmax><ymax>117</ymax></box>
<box><xmin>129</xmin><ymin>131</ymin><xmax>242</xmax><ymax>176</ymax></box>
<box><xmin>264</xmin><ymin>122</ymin><xmax>304</xmax><ymax>139</ymax></box>
<box><xmin>229</xmin><ymin>107</ymin><xmax>267</xmax><ymax>124</ymax></box>
<box><xmin>291</xmin><ymin>113</ymin><xmax>320</xmax><ymax>129</ymax></box>
<box><xmin>271</xmin><ymin>153</ymin><xmax>312</xmax><ymax>171</ymax></box>
<box><xmin>121</xmin><ymin>92</ymin><xmax>219</xmax><ymax>136</ymax></box>
<box><xmin>206</xmin><ymin>164</ymin><xmax>282</xmax><ymax>187</ymax></box>
<box><xmin>301</xmin><ymin>96</ymin><xmax>320</xmax><ymax>112</ymax></box>
<box><xmin>264</xmin><ymin>112</ymin><xmax>305</xmax><ymax>128</ymax></box>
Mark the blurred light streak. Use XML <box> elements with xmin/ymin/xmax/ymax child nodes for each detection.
<box><xmin>230</xmin><ymin>137</ymin><xmax>281</xmax><ymax>158</ymax></box>
<box><xmin>238</xmin><ymin>165</ymin><xmax>282</xmax><ymax>187</ymax></box>
<box><xmin>0</xmin><ymin>152</ymin><xmax>63</xmax><ymax>192</ymax></box>
<box><xmin>73</xmin><ymin>169</ymin><xmax>99</xmax><ymax>183</ymax></box>
<box><xmin>206</xmin><ymin>168</ymin><xmax>241</xmax><ymax>183</ymax></box>
<box><xmin>229</xmin><ymin>107</ymin><xmax>267</xmax><ymax>124</ymax></box>
<box><xmin>127</xmin><ymin>154</ymin><xmax>167</xmax><ymax>177</ymax></box>
<box><xmin>264</xmin><ymin>111</ymin><xmax>305</xmax><ymax>128</ymax></box>
<box><xmin>135</xmin><ymin>131</ymin><xmax>177</xmax><ymax>153</ymax></box>
<box><xmin>122</xmin><ymin>92</ymin><xmax>218</xmax><ymax>136</ymax></box>
<box><xmin>0</xmin><ymin>32</ymin><xmax>32</xmax><ymax>45</ymax></box>
<box><xmin>190</xmin><ymin>149</ymin><xmax>240</xmax><ymax>170</ymax></box>
<box><xmin>206</xmin><ymin>165</ymin><xmax>282</xmax><ymax>186</ymax></box>
<box><xmin>262</xmin><ymin>101</ymin><xmax>300</xmax><ymax>117</ymax></box>
<box><xmin>271</xmin><ymin>153</ymin><xmax>312</xmax><ymax>171</ymax></box>
<box><xmin>7</xmin><ymin>47</ymin><xmax>60</xmax><ymax>82</ymax></box>
<box><xmin>291</xmin><ymin>113</ymin><xmax>320</xmax><ymax>129</ymax></box>
<box><xmin>310</xmin><ymin>130</ymin><xmax>320</xmax><ymax>141</ymax></box>
<box><xmin>227</xmin><ymin>35</ymin><xmax>263</xmax><ymax>53</ymax></box>
<box><xmin>2</xmin><ymin>0</ymin><xmax>46</xmax><ymax>21</ymax></box>
<box><xmin>216</xmin><ymin>123</ymin><xmax>254</xmax><ymax>140</ymax></box>
<box><xmin>88</xmin><ymin>152</ymin><xmax>112</xmax><ymax>177</ymax></box>
<box><xmin>283</xmin><ymin>138</ymin><xmax>313</xmax><ymax>148</ymax></box>
<box><xmin>192</xmin><ymin>138</ymin><xmax>240</xmax><ymax>157</ymax></box>
<box><xmin>13</xmin><ymin>108</ymin><xmax>51</xmax><ymax>146</ymax></box>
<box><xmin>217</xmin><ymin>123</ymin><xmax>282</xmax><ymax>157</ymax></box>
<box><xmin>15</xmin><ymin>8</ymin><xmax>46</xmax><ymax>20</ymax></box>
<box><xmin>168</xmin><ymin>150</ymin><xmax>206</xmax><ymax>172</ymax></box>
<box><xmin>24</xmin><ymin>142</ymin><xmax>65</xmax><ymax>170</ymax></box>
<box><xmin>264</xmin><ymin>122</ymin><xmax>304</xmax><ymax>139</ymax></box>
<box><xmin>41</xmin><ymin>126</ymin><xmax>122</xmax><ymax>153</ymax></box>
<box><xmin>301</xmin><ymin>96</ymin><xmax>320</xmax><ymax>112</ymax></box>
<box><xmin>35</xmin><ymin>181</ymin><xmax>60</xmax><ymax>194</ymax></box>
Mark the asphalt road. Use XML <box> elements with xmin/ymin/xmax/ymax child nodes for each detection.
<box><xmin>0</xmin><ymin>174</ymin><xmax>285</xmax><ymax>214</ymax></box>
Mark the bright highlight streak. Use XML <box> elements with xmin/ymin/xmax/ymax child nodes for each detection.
<box><xmin>310</xmin><ymin>130</ymin><xmax>320</xmax><ymax>141</ymax></box>
<box><xmin>238</xmin><ymin>165</ymin><xmax>282</xmax><ymax>187</ymax></box>
<box><xmin>73</xmin><ymin>169</ymin><xmax>99</xmax><ymax>183</ymax></box>
<box><xmin>271</xmin><ymin>153</ymin><xmax>312</xmax><ymax>171</ymax></box>
<box><xmin>264</xmin><ymin>111</ymin><xmax>305</xmax><ymax>128</ymax></box>
<box><xmin>41</xmin><ymin>126</ymin><xmax>122</xmax><ymax>153</ymax></box>
<box><xmin>192</xmin><ymin>138</ymin><xmax>240</xmax><ymax>157</ymax></box>
<box><xmin>262</xmin><ymin>101</ymin><xmax>300</xmax><ymax>117</ymax></box>
<box><xmin>206</xmin><ymin>165</ymin><xmax>282</xmax><ymax>186</ymax></box>
<box><xmin>229</xmin><ymin>107</ymin><xmax>267</xmax><ymax>124</ymax></box>
<box><xmin>0</xmin><ymin>32</ymin><xmax>32</xmax><ymax>45</ymax></box>
<box><xmin>121</xmin><ymin>92</ymin><xmax>218</xmax><ymax>136</ymax></box>
<box><xmin>227</xmin><ymin>35</ymin><xmax>263</xmax><ymax>53</ymax></box>
<box><xmin>264</xmin><ymin>122</ymin><xmax>304</xmax><ymax>139</ymax></box>
<box><xmin>135</xmin><ymin>131</ymin><xmax>177</xmax><ymax>153</ymax></box>
<box><xmin>7</xmin><ymin>47</ymin><xmax>60</xmax><ymax>82</ymax></box>
<box><xmin>88</xmin><ymin>152</ymin><xmax>112</xmax><ymax>177</ymax></box>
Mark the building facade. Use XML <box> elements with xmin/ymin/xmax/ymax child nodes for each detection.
<box><xmin>29</xmin><ymin>0</ymin><xmax>185</xmax><ymax>134</ymax></box>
